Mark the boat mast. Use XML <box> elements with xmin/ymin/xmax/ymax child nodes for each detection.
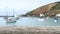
<box><xmin>13</xmin><ymin>8</ymin><xmax>14</xmax><ymax>17</ymax></box>
<box><xmin>6</xmin><ymin>8</ymin><xmax>8</xmax><ymax>17</ymax></box>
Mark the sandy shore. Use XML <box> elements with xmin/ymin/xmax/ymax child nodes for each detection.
<box><xmin>0</xmin><ymin>26</ymin><xmax>60</xmax><ymax>34</ymax></box>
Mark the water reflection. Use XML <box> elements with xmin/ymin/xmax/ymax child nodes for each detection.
<box><xmin>0</xmin><ymin>17</ymin><xmax>60</xmax><ymax>26</ymax></box>
<box><xmin>6</xmin><ymin>22</ymin><xmax>16</xmax><ymax>26</ymax></box>
<box><xmin>54</xmin><ymin>17</ymin><xmax>58</xmax><ymax>23</ymax></box>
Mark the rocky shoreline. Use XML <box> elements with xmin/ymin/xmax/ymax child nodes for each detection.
<box><xmin>0</xmin><ymin>26</ymin><xmax>60</xmax><ymax>34</ymax></box>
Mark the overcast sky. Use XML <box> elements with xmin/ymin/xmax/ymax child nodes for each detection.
<box><xmin>0</xmin><ymin>0</ymin><xmax>60</xmax><ymax>15</ymax></box>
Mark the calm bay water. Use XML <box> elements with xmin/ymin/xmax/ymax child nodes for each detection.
<box><xmin>0</xmin><ymin>17</ymin><xmax>60</xmax><ymax>27</ymax></box>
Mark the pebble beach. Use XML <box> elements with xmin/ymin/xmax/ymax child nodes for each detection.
<box><xmin>0</xmin><ymin>26</ymin><xmax>60</xmax><ymax>34</ymax></box>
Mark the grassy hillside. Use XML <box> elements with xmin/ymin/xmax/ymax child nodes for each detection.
<box><xmin>26</xmin><ymin>1</ymin><xmax>60</xmax><ymax>17</ymax></box>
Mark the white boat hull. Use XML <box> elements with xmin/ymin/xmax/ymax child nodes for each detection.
<box><xmin>38</xmin><ymin>19</ymin><xmax>44</xmax><ymax>21</ymax></box>
<box><xmin>5</xmin><ymin>17</ymin><xmax>16</xmax><ymax>23</ymax></box>
<box><xmin>54</xmin><ymin>20</ymin><xmax>58</xmax><ymax>22</ymax></box>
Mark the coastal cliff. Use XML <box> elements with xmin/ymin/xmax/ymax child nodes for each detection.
<box><xmin>26</xmin><ymin>1</ymin><xmax>60</xmax><ymax>17</ymax></box>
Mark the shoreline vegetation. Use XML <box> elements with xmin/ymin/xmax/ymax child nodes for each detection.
<box><xmin>20</xmin><ymin>14</ymin><xmax>60</xmax><ymax>18</ymax></box>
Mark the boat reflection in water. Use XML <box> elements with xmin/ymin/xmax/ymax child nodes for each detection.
<box><xmin>6</xmin><ymin>21</ymin><xmax>16</xmax><ymax>25</ymax></box>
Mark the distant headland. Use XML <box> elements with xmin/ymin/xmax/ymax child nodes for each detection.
<box><xmin>23</xmin><ymin>1</ymin><xmax>60</xmax><ymax>18</ymax></box>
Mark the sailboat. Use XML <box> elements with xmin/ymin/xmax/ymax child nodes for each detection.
<box><xmin>5</xmin><ymin>17</ymin><xmax>16</xmax><ymax>23</ymax></box>
<box><xmin>4</xmin><ymin>8</ymin><xmax>17</xmax><ymax>23</ymax></box>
